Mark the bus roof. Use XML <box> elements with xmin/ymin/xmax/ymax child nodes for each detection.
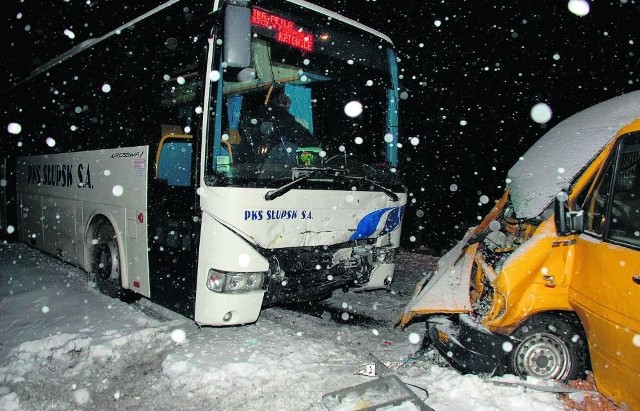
<box><xmin>27</xmin><ymin>0</ymin><xmax>392</xmax><ymax>86</ymax></box>
<box><xmin>507</xmin><ymin>90</ymin><xmax>640</xmax><ymax>220</ymax></box>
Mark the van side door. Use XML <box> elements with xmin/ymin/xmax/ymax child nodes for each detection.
<box><xmin>570</xmin><ymin>131</ymin><xmax>640</xmax><ymax>409</ymax></box>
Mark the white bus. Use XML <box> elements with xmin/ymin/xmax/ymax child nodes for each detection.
<box><xmin>6</xmin><ymin>0</ymin><xmax>406</xmax><ymax>326</ymax></box>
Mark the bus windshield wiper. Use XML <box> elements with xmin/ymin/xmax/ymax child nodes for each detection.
<box><xmin>264</xmin><ymin>167</ymin><xmax>400</xmax><ymax>202</ymax></box>
<box><xmin>336</xmin><ymin>173</ymin><xmax>399</xmax><ymax>202</ymax></box>
<box><xmin>264</xmin><ymin>169</ymin><xmax>321</xmax><ymax>201</ymax></box>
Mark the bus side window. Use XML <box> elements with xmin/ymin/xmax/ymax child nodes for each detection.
<box><xmin>156</xmin><ymin>133</ymin><xmax>193</xmax><ymax>187</ymax></box>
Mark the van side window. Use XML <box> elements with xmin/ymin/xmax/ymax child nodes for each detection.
<box><xmin>585</xmin><ymin>133</ymin><xmax>640</xmax><ymax>246</ymax></box>
<box><xmin>584</xmin><ymin>158</ymin><xmax>614</xmax><ymax>237</ymax></box>
<box><xmin>609</xmin><ymin>133</ymin><xmax>640</xmax><ymax>245</ymax></box>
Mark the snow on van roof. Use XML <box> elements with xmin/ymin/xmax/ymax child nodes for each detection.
<box><xmin>507</xmin><ymin>90</ymin><xmax>640</xmax><ymax>220</ymax></box>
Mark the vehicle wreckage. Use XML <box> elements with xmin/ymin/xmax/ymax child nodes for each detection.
<box><xmin>398</xmin><ymin>90</ymin><xmax>640</xmax><ymax>410</ymax></box>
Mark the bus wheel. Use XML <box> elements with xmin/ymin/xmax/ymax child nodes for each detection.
<box><xmin>92</xmin><ymin>222</ymin><xmax>122</xmax><ymax>298</ymax></box>
<box><xmin>509</xmin><ymin>313</ymin><xmax>589</xmax><ymax>382</ymax></box>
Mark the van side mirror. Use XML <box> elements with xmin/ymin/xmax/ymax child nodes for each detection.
<box><xmin>554</xmin><ymin>191</ymin><xmax>583</xmax><ymax>236</ymax></box>
<box><xmin>223</xmin><ymin>5</ymin><xmax>252</xmax><ymax>68</ymax></box>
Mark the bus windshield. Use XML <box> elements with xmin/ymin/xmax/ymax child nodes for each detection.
<box><xmin>205</xmin><ymin>2</ymin><xmax>401</xmax><ymax>190</ymax></box>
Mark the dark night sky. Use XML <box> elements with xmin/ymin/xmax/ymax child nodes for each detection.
<box><xmin>2</xmin><ymin>0</ymin><xmax>639</xmax><ymax>250</ymax></box>
<box><xmin>318</xmin><ymin>0</ymin><xmax>639</xmax><ymax>250</ymax></box>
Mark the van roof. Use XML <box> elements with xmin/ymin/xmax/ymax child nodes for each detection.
<box><xmin>507</xmin><ymin>90</ymin><xmax>640</xmax><ymax>220</ymax></box>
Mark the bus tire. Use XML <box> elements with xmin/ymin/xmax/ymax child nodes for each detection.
<box><xmin>508</xmin><ymin>312</ymin><xmax>589</xmax><ymax>382</ymax></box>
<box><xmin>91</xmin><ymin>221</ymin><xmax>139</xmax><ymax>302</ymax></box>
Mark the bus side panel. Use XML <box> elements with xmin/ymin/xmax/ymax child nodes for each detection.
<box><xmin>17</xmin><ymin>193</ymin><xmax>43</xmax><ymax>247</ymax></box>
<box><xmin>42</xmin><ymin>196</ymin><xmax>77</xmax><ymax>265</ymax></box>
<box><xmin>16</xmin><ymin>147</ymin><xmax>151</xmax><ymax>297</ymax></box>
<box><xmin>123</xmin><ymin>205</ymin><xmax>149</xmax><ymax>297</ymax></box>
<box><xmin>74</xmin><ymin>199</ymin><xmax>86</xmax><ymax>270</ymax></box>
<box><xmin>17</xmin><ymin>193</ymin><xmax>78</xmax><ymax>267</ymax></box>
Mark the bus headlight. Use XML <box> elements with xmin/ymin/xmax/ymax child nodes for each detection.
<box><xmin>206</xmin><ymin>269</ymin><xmax>265</xmax><ymax>293</ymax></box>
<box><xmin>227</xmin><ymin>274</ymin><xmax>244</xmax><ymax>291</ymax></box>
<box><xmin>245</xmin><ymin>273</ymin><xmax>262</xmax><ymax>289</ymax></box>
<box><xmin>206</xmin><ymin>270</ymin><xmax>226</xmax><ymax>292</ymax></box>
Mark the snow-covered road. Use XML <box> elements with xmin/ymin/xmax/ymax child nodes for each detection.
<box><xmin>0</xmin><ymin>241</ymin><xmax>570</xmax><ymax>410</ymax></box>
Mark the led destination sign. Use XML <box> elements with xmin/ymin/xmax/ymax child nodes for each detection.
<box><xmin>251</xmin><ymin>8</ymin><xmax>314</xmax><ymax>52</ymax></box>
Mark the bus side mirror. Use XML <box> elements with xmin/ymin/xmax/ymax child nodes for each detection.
<box><xmin>554</xmin><ymin>191</ymin><xmax>584</xmax><ymax>236</ymax></box>
<box><xmin>224</xmin><ymin>5</ymin><xmax>251</xmax><ymax>68</ymax></box>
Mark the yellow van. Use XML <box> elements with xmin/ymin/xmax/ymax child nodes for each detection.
<box><xmin>399</xmin><ymin>91</ymin><xmax>640</xmax><ymax>410</ymax></box>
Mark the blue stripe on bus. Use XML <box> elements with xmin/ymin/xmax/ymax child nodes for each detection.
<box><xmin>350</xmin><ymin>206</ymin><xmax>403</xmax><ymax>241</ymax></box>
<box><xmin>380</xmin><ymin>205</ymin><xmax>404</xmax><ymax>236</ymax></box>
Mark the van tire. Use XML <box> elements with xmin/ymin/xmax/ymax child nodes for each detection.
<box><xmin>508</xmin><ymin>312</ymin><xmax>588</xmax><ymax>382</ymax></box>
<box><xmin>91</xmin><ymin>221</ymin><xmax>139</xmax><ymax>303</ymax></box>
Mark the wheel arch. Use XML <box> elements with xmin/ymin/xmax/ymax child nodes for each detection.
<box><xmin>83</xmin><ymin>211</ymin><xmax>129</xmax><ymax>289</ymax></box>
<box><xmin>514</xmin><ymin>310</ymin><xmax>587</xmax><ymax>340</ymax></box>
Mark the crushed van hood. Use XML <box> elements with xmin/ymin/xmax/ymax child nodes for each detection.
<box><xmin>508</xmin><ymin>90</ymin><xmax>640</xmax><ymax>220</ymax></box>
<box><xmin>398</xmin><ymin>186</ymin><xmax>509</xmax><ymax>327</ymax></box>
<box><xmin>399</xmin><ymin>231</ymin><xmax>476</xmax><ymax>326</ymax></box>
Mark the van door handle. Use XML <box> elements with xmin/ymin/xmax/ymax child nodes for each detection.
<box><xmin>633</xmin><ymin>275</ymin><xmax>640</xmax><ymax>285</ymax></box>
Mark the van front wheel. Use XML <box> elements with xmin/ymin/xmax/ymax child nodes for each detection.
<box><xmin>509</xmin><ymin>313</ymin><xmax>588</xmax><ymax>382</ymax></box>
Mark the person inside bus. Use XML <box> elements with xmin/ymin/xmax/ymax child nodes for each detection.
<box><xmin>259</xmin><ymin>88</ymin><xmax>318</xmax><ymax>165</ymax></box>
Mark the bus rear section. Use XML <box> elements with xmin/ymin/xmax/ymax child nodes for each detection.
<box><xmin>16</xmin><ymin>148</ymin><xmax>151</xmax><ymax>299</ymax></box>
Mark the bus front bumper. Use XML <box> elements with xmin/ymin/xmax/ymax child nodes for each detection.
<box><xmin>195</xmin><ymin>289</ymin><xmax>265</xmax><ymax>326</ymax></box>
<box><xmin>428</xmin><ymin>315</ymin><xmax>512</xmax><ymax>375</ymax></box>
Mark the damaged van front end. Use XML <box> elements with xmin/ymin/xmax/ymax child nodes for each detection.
<box><xmin>399</xmin><ymin>189</ymin><xmax>583</xmax><ymax>378</ymax></box>
<box><xmin>399</xmin><ymin>90</ymin><xmax>640</xmax><ymax>390</ymax></box>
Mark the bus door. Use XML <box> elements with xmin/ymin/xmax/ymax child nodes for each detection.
<box><xmin>149</xmin><ymin>131</ymin><xmax>198</xmax><ymax>317</ymax></box>
<box><xmin>147</xmin><ymin>32</ymin><xmax>206</xmax><ymax>316</ymax></box>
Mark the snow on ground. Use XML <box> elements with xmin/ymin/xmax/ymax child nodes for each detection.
<box><xmin>0</xmin><ymin>241</ymin><xmax>573</xmax><ymax>410</ymax></box>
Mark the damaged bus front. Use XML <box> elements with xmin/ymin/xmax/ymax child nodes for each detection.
<box><xmin>399</xmin><ymin>91</ymin><xmax>640</xmax><ymax>409</ymax></box>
